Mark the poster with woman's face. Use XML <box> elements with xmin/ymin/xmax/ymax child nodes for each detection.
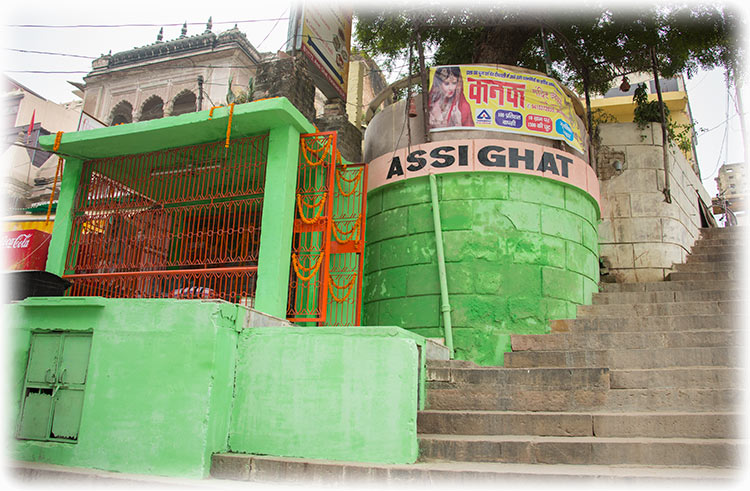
<box><xmin>428</xmin><ymin>65</ymin><xmax>585</xmax><ymax>154</ymax></box>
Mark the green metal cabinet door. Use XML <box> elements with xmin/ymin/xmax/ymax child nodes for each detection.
<box><xmin>17</xmin><ymin>332</ymin><xmax>92</xmax><ymax>442</ymax></box>
<box><xmin>25</xmin><ymin>334</ymin><xmax>61</xmax><ymax>384</ymax></box>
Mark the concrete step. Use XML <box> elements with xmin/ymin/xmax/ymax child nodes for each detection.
<box><xmin>418</xmin><ymin>434</ymin><xmax>743</xmax><ymax>467</ymax></box>
<box><xmin>426</xmin><ymin>366</ymin><xmax>609</xmax><ymax>388</ymax></box>
<box><xmin>576</xmin><ymin>300</ymin><xmax>740</xmax><ymax>317</ymax></box>
<box><xmin>667</xmin><ymin>270</ymin><xmax>741</xmax><ymax>281</ymax></box>
<box><xmin>600</xmin><ymin>279</ymin><xmax>738</xmax><ymax>293</ymax></box>
<box><xmin>511</xmin><ymin>330</ymin><xmax>741</xmax><ymax>352</ymax></box>
<box><xmin>206</xmin><ymin>454</ymin><xmax>742</xmax><ymax>485</ymax></box>
<box><xmin>674</xmin><ymin>261</ymin><xmax>737</xmax><ymax>272</ymax></box>
<box><xmin>426</xmin><ymin>385</ymin><xmax>608</xmax><ymax>412</ymax></box>
<box><xmin>699</xmin><ymin>227</ymin><xmax>746</xmax><ymax>239</ymax></box>
<box><xmin>551</xmin><ymin>314</ymin><xmax>739</xmax><ymax>333</ymax></box>
<box><xmin>592</xmin><ymin>289</ymin><xmax>742</xmax><ymax>305</ymax></box>
<box><xmin>610</xmin><ymin>367</ymin><xmax>742</xmax><ymax>389</ymax></box>
<box><xmin>686</xmin><ymin>251</ymin><xmax>740</xmax><ymax>263</ymax></box>
<box><xmin>427</xmin><ymin>359</ymin><xmax>479</xmax><ymax>369</ymax></box>
<box><xmin>504</xmin><ymin>346</ymin><xmax>739</xmax><ymax>370</ymax></box>
<box><xmin>417</xmin><ymin>410</ymin><xmax>739</xmax><ymax>438</ymax></box>
<box><xmin>690</xmin><ymin>243</ymin><xmax>741</xmax><ymax>254</ymax></box>
<box><xmin>603</xmin><ymin>388</ymin><xmax>744</xmax><ymax>412</ymax></box>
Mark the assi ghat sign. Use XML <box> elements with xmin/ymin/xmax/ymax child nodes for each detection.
<box><xmin>367</xmin><ymin>139</ymin><xmax>600</xmax><ymax>206</ymax></box>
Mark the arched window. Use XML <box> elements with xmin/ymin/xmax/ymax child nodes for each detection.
<box><xmin>139</xmin><ymin>96</ymin><xmax>164</xmax><ymax>121</ymax></box>
<box><xmin>109</xmin><ymin>101</ymin><xmax>133</xmax><ymax>126</ymax></box>
<box><xmin>170</xmin><ymin>90</ymin><xmax>197</xmax><ymax>116</ymax></box>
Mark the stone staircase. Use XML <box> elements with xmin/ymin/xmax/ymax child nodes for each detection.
<box><xmin>420</xmin><ymin>226</ymin><xmax>746</xmax><ymax>477</ymax></box>
<box><xmin>208</xmin><ymin>226</ymin><xmax>746</xmax><ymax>484</ymax></box>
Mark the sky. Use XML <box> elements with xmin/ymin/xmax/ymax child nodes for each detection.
<box><xmin>1</xmin><ymin>0</ymin><xmax>747</xmax><ymax>197</ymax></box>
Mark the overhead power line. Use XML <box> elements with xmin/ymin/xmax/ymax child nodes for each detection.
<box><xmin>7</xmin><ymin>18</ymin><xmax>289</xmax><ymax>29</ymax></box>
<box><xmin>4</xmin><ymin>48</ymin><xmax>96</xmax><ymax>59</ymax></box>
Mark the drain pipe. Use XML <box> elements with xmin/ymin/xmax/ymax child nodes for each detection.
<box><xmin>429</xmin><ymin>172</ymin><xmax>454</xmax><ymax>358</ymax></box>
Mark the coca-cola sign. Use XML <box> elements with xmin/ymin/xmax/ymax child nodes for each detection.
<box><xmin>2</xmin><ymin>233</ymin><xmax>32</xmax><ymax>249</ymax></box>
<box><xmin>1</xmin><ymin>229</ymin><xmax>51</xmax><ymax>270</ymax></box>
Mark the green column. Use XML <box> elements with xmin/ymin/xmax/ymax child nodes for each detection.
<box><xmin>254</xmin><ymin>125</ymin><xmax>301</xmax><ymax>317</ymax></box>
<box><xmin>45</xmin><ymin>158</ymin><xmax>83</xmax><ymax>276</ymax></box>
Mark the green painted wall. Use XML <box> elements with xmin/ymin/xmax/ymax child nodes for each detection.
<box><xmin>9</xmin><ymin>298</ymin><xmax>425</xmax><ymax>476</ymax></box>
<box><xmin>9</xmin><ymin>297</ymin><xmax>241</xmax><ymax>478</ymax></box>
<box><xmin>229</xmin><ymin>326</ymin><xmax>423</xmax><ymax>464</ymax></box>
<box><xmin>364</xmin><ymin>172</ymin><xmax>600</xmax><ymax>366</ymax></box>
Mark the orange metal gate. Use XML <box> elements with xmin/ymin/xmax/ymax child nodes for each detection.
<box><xmin>63</xmin><ymin>135</ymin><xmax>268</xmax><ymax>305</ymax></box>
<box><xmin>287</xmin><ymin>132</ymin><xmax>367</xmax><ymax>325</ymax></box>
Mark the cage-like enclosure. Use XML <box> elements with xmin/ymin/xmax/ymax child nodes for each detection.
<box><xmin>62</xmin><ymin>135</ymin><xmax>268</xmax><ymax>306</ymax></box>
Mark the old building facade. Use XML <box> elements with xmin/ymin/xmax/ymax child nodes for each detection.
<box><xmin>82</xmin><ymin>20</ymin><xmax>262</xmax><ymax>126</ymax></box>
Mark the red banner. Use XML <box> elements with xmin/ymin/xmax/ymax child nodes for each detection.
<box><xmin>2</xmin><ymin>229</ymin><xmax>51</xmax><ymax>270</ymax></box>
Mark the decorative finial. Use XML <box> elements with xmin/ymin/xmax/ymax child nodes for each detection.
<box><xmin>157</xmin><ymin>27</ymin><xmax>163</xmax><ymax>42</ymax></box>
<box><xmin>181</xmin><ymin>22</ymin><xmax>187</xmax><ymax>38</ymax></box>
<box><xmin>205</xmin><ymin>17</ymin><xmax>213</xmax><ymax>33</ymax></box>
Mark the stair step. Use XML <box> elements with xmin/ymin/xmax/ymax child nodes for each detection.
<box><xmin>667</xmin><ymin>270</ymin><xmax>741</xmax><ymax>281</ymax></box>
<box><xmin>603</xmin><ymin>388</ymin><xmax>744</xmax><ymax>411</ymax></box>
<box><xmin>690</xmin><ymin>244</ymin><xmax>741</xmax><ymax>255</ymax></box>
<box><xmin>427</xmin><ymin>385</ymin><xmax>743</xmax><ymax>412</ymax></box>
<box><xmin>592</xmin><ymin>289</ymin><xmax>742</xmax><ymax>304</ymax></box>
<box><xmin>576</xmin><ymin>300</ymin><xmax>740</xmax><ymax>317</ymax></box>
<box><xmin>417</xmin><ymin>411</ymin><xmax>739</xmax><ymax>438</ymax></box>
<box><xmin>687</xmin><ymin>252</ymin><xmax>740</xmax><ymax>263</ymax></box>
<box><xmin>426</xmin><ymin>366</ymin><xmax>609</xmax><ymax>388</ymax></box>
<box><xmin>418</xmin><ymin>434</ymin><xmax>743</xmax><ymax>467</ymax></box>
<box><xmin>551</xmin><ymin>314</ymin><xmax>738</xmax><ymax>333</ymax></box>
<box><xmin>600</xmin><ymin>280</ymin><xmax>738</xmax><ymax>293</ymax></box>
<box><xmin>511</xmin><ymin>330</ymin><xmax>741</xmax><ymax>351</ymax></box>
<box><xmin>610</xmin><ymin>367</ymin><xmax>742</xmax><ymax>389</ymax></box>
<box><xmin>504</xmin><ymin>347</ymin><xmax>739</xmax><ymax>369</ymax></box>
<box><xmin>208</xmin><ymin>454</ymin><xmax>741</xmax><ymax>484</ymax></box>
<box><xmin>426</xmin><ymin>385</ymin><xmax>608</xmax><ymax>412</ymax></box>
<box><xmin>699</xmin><ymin>227</ymin><xmax>746</xmax><ymax>239</ymax></box>
<box><xmin>674</xmin><ymin>261</ymin><xmax>737</xmax><ymax>272</ymax></box>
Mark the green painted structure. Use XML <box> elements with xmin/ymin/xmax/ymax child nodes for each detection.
<box><xmin>9</xmin><ymin>297</ymin><xmax>425</xmax><ymax>477</ymax></box>
<box><xmin>41</xmin><ymin>98</ymin><xmax>314</xmax><ymax>319</ymax></box>
<box><xmin>364</xmin><ymin>172</ymin><xmax>600</xmax><ymax>366</ymax></box>
<box><xmin>9</xmin><ymin>99</ymin><xmax>426</xmax><ymax>477</ymax></box>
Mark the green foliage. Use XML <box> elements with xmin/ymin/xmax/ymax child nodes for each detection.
<box><xmin>632</xmin><ymin>83</ymin><xmax>701</xmax><ymax>156</ymax></box>
<box><xmin>353</xmin><ymin>5</ymin><xmax>742</xmax><ymax>95</ymax></box>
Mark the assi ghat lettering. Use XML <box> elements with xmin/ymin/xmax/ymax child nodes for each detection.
<box><xmin>386</xmin><ymin>144</ymin><xmax>574</xmax><ymax>180</ymax></box>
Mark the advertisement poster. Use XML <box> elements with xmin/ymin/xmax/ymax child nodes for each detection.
<box><xmin>428</xmin><ymin>65</ymin><xmax>585</xmax><ymax>154</ymax></box>
<box><xmin>297</xmin><ymin>3</ymin><xmax>352</xmax><ymax>100</ymax></box>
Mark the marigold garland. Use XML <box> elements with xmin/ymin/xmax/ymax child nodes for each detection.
<box><xmin>46</xmin><ymin>131</ymin><xmax>65</xmax><ymax>224</ymax></box>
<box><xmin>332</xmin><ymin>218</ymin><xmax>361</xmax><ymax>244</ymax></box>
<box><xmin>292</xmin><ymin>253</ymin><xmax>323</xmax><ymax>282</ymax></box>
<box><xmin>335</xmin><ymin>168</ymin><xmax>362</xmax><ymax>197</ymax></box>
<box><xmin>301</xmin><ymin>137</ymin><xmax>331</xmax><ymax>167</ymax></box>
<box><xmin>328</xmin><ymin>275</ymin><xmax>356</xmax><ymax>303</ymax></box>
<box><xmin>225</xmin><ymin>103</ymin><xmax>235</xmax><ymax>148</ymax></box>
<box><xmin>296</xmin><ymin>193</ymin><xmax>327</xmax><ymax>224</ymax></box>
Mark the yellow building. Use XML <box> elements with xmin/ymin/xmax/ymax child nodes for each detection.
<box><xmin>589</xmin><ymin>72</ymin><xmax>699</xmax><ymax>176</ymax></box>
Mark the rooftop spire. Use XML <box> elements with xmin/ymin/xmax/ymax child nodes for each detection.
<box><xmin>156</xmin><ymin>27</ymin><xmax>163</xmax><ymax>42</ymax></box>
<box><xmin>180</xmin><ymin>22</ymin><xmax>187</xmax><ymax>38</ymax></box>
<box><xmin>205</xmin><ymin>17</ymin><xmax>213</xmax><ymax>33</ymax></box>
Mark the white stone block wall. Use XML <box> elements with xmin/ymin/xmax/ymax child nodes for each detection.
<box><xmin>597</xmin><ymin>122</ymin><xmax>711</xmax><ymax>282</ymax></box>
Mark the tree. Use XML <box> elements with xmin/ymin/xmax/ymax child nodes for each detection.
<box><xmin>354</xmin><ymin>3</ymin><xmax>743</xmax><ymax>95</ymax></box>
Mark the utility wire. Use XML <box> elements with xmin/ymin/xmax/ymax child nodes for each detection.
<box><xmin>4</xmin><ymin>48</ymin><xmax>96</xmax><ymax>59</ymax></box>
<box><xmin>7</xmin><ymin>18</ymin><xmax>289</xmax><ymax>28</ymax></box>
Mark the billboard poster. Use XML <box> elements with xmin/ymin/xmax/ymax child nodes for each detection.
<box><xmin>428</xmin><ymin>65</ymin><xmax>585</xmax><ymax>154</ymax></box>
<box><xmin>294</xmin><ymin>2</ymin><xmax>352</xmax><ymax>100</ymax></box>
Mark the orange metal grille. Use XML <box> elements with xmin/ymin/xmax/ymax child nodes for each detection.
<box><xmin>63</xmin><ymin>135</ymin><xmax>268</xmax><ymax>306</ymax></box>
<box><xmin>286</xmin><ymin>131</ymin><xmax>367</xmax><ymax>326</ymax></box>
<box><xmin>287</xmin><ymin>132</ymin><xmax>336</xmax><ymax>322</ymax></box>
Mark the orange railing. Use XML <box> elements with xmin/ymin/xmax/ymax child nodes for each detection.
<box><xmin>286</xmin><ymin>132</ymin><xmax>367</xmax><ymax>326</ymax></box>
<box><xmin>63</xmin><ymin>135</ymin><xmax>268</xmax><ymax>304</ymax></box>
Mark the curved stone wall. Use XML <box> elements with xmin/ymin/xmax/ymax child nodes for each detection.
<box><xmin>363</xmin><ymin>171</ymin><xmax>600</xmax><ymax>366</ymax></box>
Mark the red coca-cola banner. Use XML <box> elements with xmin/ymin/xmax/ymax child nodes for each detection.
<box><xmin>1</xmin><ymin>229</ymin><xmax>51</xmax><ymax>270</ymax></box>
